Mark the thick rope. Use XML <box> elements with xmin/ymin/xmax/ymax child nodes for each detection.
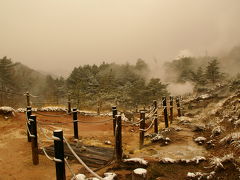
<box><xmin>34</xmin><ymin>111</ymin><xmax>71</xmax><ymax>117</ymax></box>
<box><xmin>26</xmin><ymin>122</ymin><xmax>35</xmax><ymax>138</ymax></box>
<box><xmin>65</xmin><ymin>158</ymin><xmax>76</xmax><ymax>179</ymax></box>
<box><xmin>63</xmin><ymin>136</ymin><xmax>104</xmax><ymax>180</ymax></box>
<box><xmin>37</xmin><ymin>118</ymin><xmax>112</xmax><ymax>126</ymax></box>
<box><xmin>139</xmin><ymin>116</ymin><xmax>156</xmax><ymax>132</ymax></box>
<box><xmin>38</xmin><ymin>125</ymin><xmax>56</xmax><ymax>141</ymax></box>
<box><xmin>42</xmin><ymin>147</ymin><xmax>54</xmax><ymax>161</ymax></box>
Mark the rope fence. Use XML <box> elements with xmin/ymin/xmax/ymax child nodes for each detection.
<box><xmin>24</xmin><ymin>95</ymin><xmax>183</xmax><ymax>179</ymax></box>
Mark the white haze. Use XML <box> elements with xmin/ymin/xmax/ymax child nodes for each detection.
<box><xmin>0</xmin><ymin>0</ymin><xmax>240</xmax><ymax>77</ymax></box>
<box><xmin>167</xmin><ymin>82</ymin><xmax>195</xmax><ymax>96</ymax></box>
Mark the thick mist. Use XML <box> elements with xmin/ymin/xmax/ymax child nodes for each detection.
<box><xmin>0</xmin><ymin>0</ymin><xmax>240</xmax><ymax>77</ymax></box>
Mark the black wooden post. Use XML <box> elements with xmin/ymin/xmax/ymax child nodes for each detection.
<box><xmin>29</xmin><ymin>115</ymin><xmax>39</xmax><ymax>165</ymax></box>
<box><xmin>26</xmin><ymin>92</ymin><xmax>30</xmax><ymax>106</ymax></box>
<box><xmin>53</xmin><ymin>130</ymin><xmax>66</xmax><ymax>180</ymax></box>
<box><xmin>73</xmin><ymin>108</ymin><xmax>79</xmax><ymax>139</ymax></box>
<box><xmin>112</xmin><ymin>106</ymin><xmax>117</xmax><ymax>136</ymax></box>
<box><xmin>115</xmin><ymin>115</ymin><xmax>122</xmax><ymax>162</ymax></box>
<box><xmin>162</xmin><ymin>97</ymin><xmax>169</xmax><ymax>128</ymax></box>
<box><xmin>153</xmin><ymin>100</ymin><xmax>158</xmax><ymax>134</ymax></box>
<box><xmin>97</xmin><ymin>101</ymin><xmax>101</xmax><ymax>115</ymax></box>
<box><xmin>176</xmin><ymin>97</ymin><xmax>181</xmax><ymax>117</ymax></box>
<box><xmin>67</xmin><ymin>92</ymin><xmax>71</xmax><ymax>114</ymax></box>
<box><xmin>26</xmin><ymin>106</ymin><xmax>32</xmax><ymax>142</ymax></box>
<box><xmin>139</xmin><ymin>111</ymin><xmax>145</xmax><ymax>149</ymax></box>
<box><xmin>180</xmin><ymin>96</ymin><xmax>184</xmax><ymax>116</ymax></box>
<box><xmin>170</xmin><ymin>96</ymin><xmax>174</xmax><ymax>124</ymax></box>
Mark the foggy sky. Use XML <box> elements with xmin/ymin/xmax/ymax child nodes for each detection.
<box><xmin>1</xmin><ymin>0</ymin><xmax>240</xmax><ymax>77</ymax></box>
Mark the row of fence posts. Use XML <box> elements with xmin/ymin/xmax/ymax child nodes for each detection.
<box><xmin>26</xmin><ymin>106</ymin><xmax>79</xmax><ymax>180</ymax></box>
<box><xmin>112</xmin><ymin>96</ymin><xmax>182</xmax><ymax>152</ymax></box>
<box><xmin>25</xmin><ymin>95</ymin><xmax>182</xmax><ymax>179</ymax></box>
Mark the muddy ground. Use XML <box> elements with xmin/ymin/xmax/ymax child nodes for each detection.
<box><xmin>0</xmin><ymin>92</ymin><xmax>240</xmax><ymax>180</ymax></box>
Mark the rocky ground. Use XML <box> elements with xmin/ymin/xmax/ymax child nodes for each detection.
<box><xmin>0</xmin><ymin>86</ymin><xmax>240</xmax><ymax>179</ymax></box>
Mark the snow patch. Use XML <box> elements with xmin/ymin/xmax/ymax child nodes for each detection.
<box><xmin>133</xmin><ymin>168</ymin><xmax>147</xmax><ymax>176</ymax></box>
<box><xmin>123</xmin><ymin>158</ymin><xmax>148</xmax><ymax>165</ymax></box>
<box><xmin>0</xmin><ymin>106</ymin><xmax>15</xmax><ymax>112</ymax></box>
<box><xmin>39</xmin><ymin>106</ymin><xmax>67</xmax><ymax>112</ymax></box>
<box><xmin>159</xmin><ymin>157</ymin><xmax>175</xmax><ymax>163</ymax></box>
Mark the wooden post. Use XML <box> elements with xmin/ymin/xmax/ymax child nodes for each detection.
<box><xmin>29</xmin><ymin>115</ymin><xmax>39</xmax><ymax>165</ymax></box>
<box><xmin>176</xmin><ymin>97</ymin><xmax>181</xmax><ymax>117</ymax></box>
<box><xmin>67</xmin><ymin>92</ymin><xmax>71</xmax><ymax>114</ymax></box>
<box><xmin>153</xmin><ymin>100</ymin><xmax>158</xmax><ymax>134</ymax></box>
<box><xmin>26</xmin><ymin>106</ymin><xmax>32</xmax><ymax>142</ymax></box>
<box><xmin>180</xmin><ymin>96</ymin><xmax>184</xmax><ymax>116</ymax></box>
<box><xmin>115</xmin><ymin>115</ymin><xmax>122</xmax><ymax>162</ymax></box>
<box><xmin>73</xmin><ymin>108</ymin><xmax>79</xmax><ymax>139</ymax></box>
<box><xmin>26</xmin><ymin>92</ymin><xmax>30</xmax><ymax>106</ymax></box>
<box><xmin>112</xmin><ymin>106</ymin><xmax>117</xmax><ymax>136</ymax></box>
<box><xmin>97</xmin><ymin>101</ymin><xmax>100</xmax><ymax>115</ymax></box>
<box><xmin>53</xmin><ymin>130</ymin><xmax>66</xmax><ymax>180</ymax></box>
<box><xmin>162</xmin><ymin>97</ymin><xmax>169</xmax><ymax>128</ymax></box>
<box><xmin>132</xmin><ymin>168</ymin><xmax>148</xmax><ymax>180</ymax></box>
<box><xmin>139</xmin><ymin>111</ymin><xmax>145</xmax><ymax>149</ymax></box>
<box><xmin>170</xmin><ymin>96</ymin><xmax>174</xmax><ymax>124</ymax></box>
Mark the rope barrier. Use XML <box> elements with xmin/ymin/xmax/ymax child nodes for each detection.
<box><xmin>29</xmin><ymin>93</ymin><xmax>39</xmax><ymax>98</ymax></box>
<box><xmin>139</xmin><ymin>116</ymin><xmax>156</xmax><ymax>132</ymax></box>
<box><xmin>78</xmin><ymin>119</ymin><xmax>112</xmax><ymax>124</ymax></box>
<box><xmin>65</xmin><ymin>158</ymin><xmax>76</xmax><ymax>179</ymax></box>
<box><xmin>122</xmin><ymin>118</ymin><xmax>144</xmax><ymax>126</ymax></box>
<box><xmin>38</xmin><ymin>126</ymin><xmax>55</xmax><ymax>141</ymax></box>
<box><xmin>26</xmin><ymin>122</ymin><xmax>35</xmax><ymax>138</ymax></box>
<box><xmin>38</xmin><ymin>121</ymin><xmax>73</xmax><ymax>125</ymax></box>
<box><xmin>34</xmin><ymin>111</ymin><xmax>71</xmax><ymax>117</ymax></box>
<box><xmin>37</xmin><ymin>118</ymin><xmax>112</xmax><ymax>126</ymax></box>
<box><xmin>42</xmin><ymin>147</ymin><xmax>54</xmax><ymax>161</ymax></box>
<box><xmin>63</xmin><ymin>136</ymin><xmax>104</xmax><ymax>180</ymax></box>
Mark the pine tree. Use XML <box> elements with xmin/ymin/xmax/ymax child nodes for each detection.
<box><xmin>205</xmin><ymin>59</ymin><xmax>222</xmax><ymax>84</ymax></box>
<box><xmin>0</xmin><ymin>56</ymin><xmax>17</xmax><ymax>90</ymax></box>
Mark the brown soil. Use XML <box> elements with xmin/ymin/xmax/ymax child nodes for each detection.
<box><xmin>0</xmin><ymin>108</ymin><xmax>239</xmax><ymax>180</ymax></box>
<box><xmin>0</xmin><ymin>112</ymin><xmax>208</xmax><ymax>180</ymax></box>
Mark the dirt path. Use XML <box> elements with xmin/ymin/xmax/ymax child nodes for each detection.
<box><xmin>0</xmin><ymin>112</ymin><xmax>208</xmax><ymax>180</ymax></box>
<box><xmin>124</xmin><ymin>124</ymin><xmax>207</xmax><ymax>161</ymax></box>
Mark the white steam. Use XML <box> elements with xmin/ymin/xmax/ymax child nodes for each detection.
<box><xmin>167</xmin><ymin>82</ymin><xmax>194</xmax><ymax>96</ymax></box>
<box><xmin>175</xmin><ymin>49</ymin><xmax>193</xmax><ymax>60</ymax></box>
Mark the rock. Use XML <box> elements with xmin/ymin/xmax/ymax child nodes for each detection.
<box><xmin>132</xmin><ymin>168</ymin><xmax>147</xmax><ymax>180</ymax></box>
<box><xmin>103</xmin><ymin>172</ymin><xmax>117</xmax><ymax>180</ymax></box>
<box><xmin>74</xmin><ymin>174</ymin><xmax>86</xmax><ymax>180</ymax></box>
<box><xmin>104</xmin><ymin>140</ymin><xmax>111</xmax><ymax>145</ymax></box>
<box><xmin>211</xmin><ymin>126</ymin><xmax>222</xmax><ymax>137</ymax></box>
<box><xmin>194</xmin><ymin>137</ymin><xmax>206</xmax><ymax>145</ymax></box>
<box><xmin>192</xmin><ymin>124</ymin><xmax>206</xmax><ymax>132</ymax></box>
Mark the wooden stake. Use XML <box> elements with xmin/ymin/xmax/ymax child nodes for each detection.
<box><xmin>139</xmin><ymin>111</ymin><xmax>145</xmax><ymax>149</ymax></box>
<box><xmin>162</xmin><ymin>97</ymin><xmax>169</xmax><ymax>128</ymax></box>
<box><xmin>176</xmin><ymin>97</ymin><xmax>181</xmax><ymax>117</ymax></box>
<box><xmin>115</xmin><ymin>115</ymin><xmax>122</xmax><ymax>162</ymax></box>
<box><xmin>73</xmin><ymin>108</ymin><xmax>79</xmax><ymax>139</ymax></box>
<box><xmin>153</xmin><ymin>100</ymin><xmax>158</xmax><ymax>134</ymax></box>
<box><xmin>26</xmin><ymin>106</ymin><xmax>32</xmax><ymax>142</ymax></box>
<box><xmin>26</xmin><ymin>92</ymin><xmax>30</xmax><ymax>106</ymax></box>
<box><xmin>112</xmin><ymin>106</ymin><xmax>117</xmax><ymax>136</ymax></box>
<box><xmin>170</xmin><ymin>96</ymin><xmax>174</xmax><ymax>124</ymax></box>
<box><xmin>29</xmin><ymin>115</ymin><xmax>39</xmax><ymax>165</ymax></box>
<box><xmin>53</xmin><ymin>130</ymin><xmax>66</xmax><ymax>180</ymax></box>
<box><xmin>67</xmin><ymin>92</ymin><xmax>71</xmax><ymax>114</ymax></box>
